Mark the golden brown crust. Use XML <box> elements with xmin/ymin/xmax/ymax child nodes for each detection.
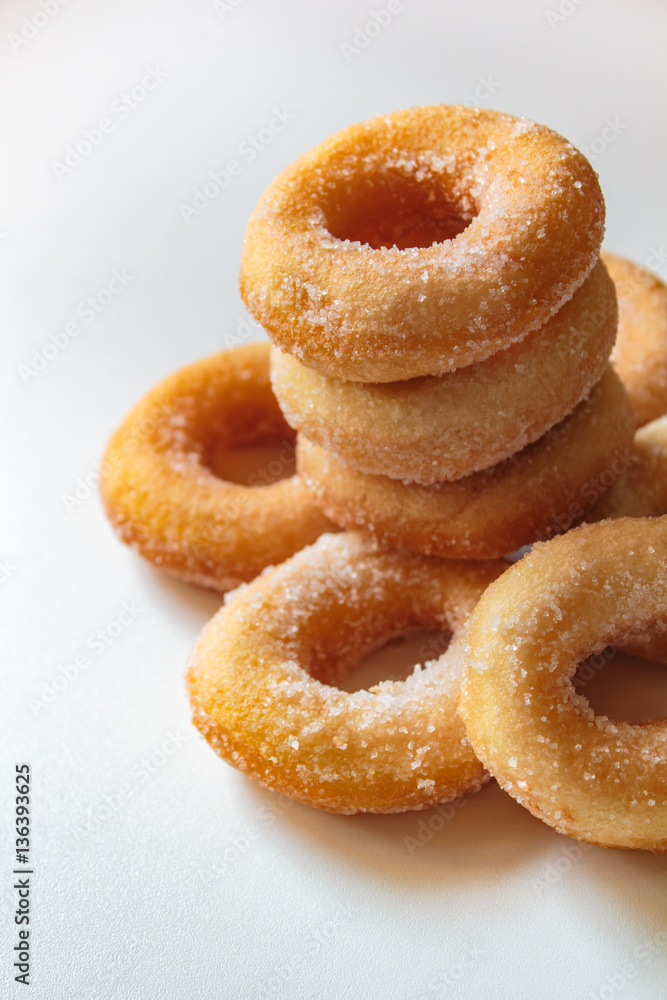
<box><xmin>585</xmin><ymin>414</ymin><xmax>667</xmax><ymax>523</ymax></box>
<box><xmin>605</xmin><ymin>252</ymin><xmax>667</xmax><ymax>427</ymax></box>
<box><xmin>99</xmin><ymin>342</ymin><xmax>333</xmax><ymax>591</ymax></box>
<box><xmin>241</xmin><ymin>105</ymin><xmax>604</xmax><ymax>382</ymax></box>
<box><xmin>459</xmin><ymin>516</ymin><xmax>667</xmax><ymax>852</ymax></box>
<box><xmin>619</xmin><ymin>624</ymin><xmax>667</xmax><ymax>664</ymax></box>
<box><xmin>187</xmin><ymin>532</ymin><xmax>507</xmax><ymax>814</ymax></box>
<box><xmin>296</xmin><ymin>368</ymin><xmax>634</xmax><ymax>559</ymax></box>
<box><xmin>270</xmin><ymin>259</ymin><xmax>617</xmax><ymax>484</ymax></box>
<box><xmin>583</xmin><ymin>415</ymin><xmax>667</xmax><ymax>665</ymax></box>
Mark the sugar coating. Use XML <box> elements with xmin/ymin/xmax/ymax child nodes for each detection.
<box><xmin>186</xmin><ymin>532</ymin><xmax>507</xmax><ymax>814</ymax></box>
<box><xmin>100</xmin><ymin>342</ymin><xmax>333</xmax><ymax>592</ymax></box>
<box><xmin>459</xmin><ymin>516</ymin><xmax>667</xmax><ymax>851</ymax></box>
<box><xmin>586</xmin><ymin>413</ymin><xmax>667</xmax><ymax>523</ymax></box>
<box><xmin>585</xmin><ymin>413</ymin><xmax>667</xmax><ymax>668</ymax></box>
<box><xmin>270</xmin><ymin>259</ymin><xmax>617</xmax><ymax>484</ymax></box>
<box><xmin>605</xmin><ymin>252</ymin><xmax>667</xmax><ymax>428</ymax></box>
<box><xmin>296</xmin><ymin>368</ymin><xmax>635</xmax><ymax>559</ymax></box>
<box><xmin>240</xmin><ymin>104</ymin><xmax>605</xmax><ymax>382</ymax></box>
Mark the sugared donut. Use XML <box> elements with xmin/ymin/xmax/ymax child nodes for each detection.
<box><xmin>459</xmin><ymin>516</ymin><xmax>667</xmax><ymax>852</ymax></box>
<box><xmin>297</xmin><ymin>368</ymin><xmax>634</xmax><ymax>559</ymax></box>
<box><xmin>586</xmin><ymin>414</ymin><xmax>667</xmax><ymax>521</ymax></box>
<box><xmin>605</xmin><ymin>252</ymin><xmax>667</xmax><ymax>427</ymax></box>
<box><xmin>241</xmin><ymin>105</ymin><xmax>604</xmax><ymax>382</ymax></box>
<box><xmin>100</xmin><ymin>343</ymin><xmax>333</xmax><ymax>592</ymax></box>
<box><xmin>271</xmin><ymin>259</ymin><xmax>616</xmax><ymax>484</ymax></box>
<box><xmin>584</xmin><ymin>415</ymin><xmax>667</xmax><ymax>666</ymax></box>
<box><xmin>187</xmin><ymin>532</ymin><xmax>507</xmax><ymax>814</ymax></box>
<box><xmin>619</xmin><ymin>623</ymin><xmax>667</xmax><ymax>667</ymax></box>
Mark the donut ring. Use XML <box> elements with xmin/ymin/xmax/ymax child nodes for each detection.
<box><xmin>586</xmin><ymin>414</ymin><xmax>667</xmax><ymax>522</ymax></box>
<box><xmin>100</xmin><ymin>343</ymin><xmax>333</xmax><ymax>592</ymax></box>
<box><xmin>297</xmin><ymin>368</ymin><xmax>634</xmax><ymax>559</ymax></box>
<box><xmin>620</xmin><ymin>622</ymin><xmax>667</xmax><ymax>667</ymax></box>
<box><xmin>240</xmin><ymin>104</ymin><xmax>604</xmax><ymax>382</ymax></box>
<box><xmin>187</xmin><ymin>532</ymin><xmax>507</xmax><ymax>814</ymax></box>
<box><xmin>459</xmin><ymin>516</ymin><xmax>667</xmax><ymax>852</ymax></box>
<box><xmin>271</xmin><ymin>259</ymin><xmax>617</xmax><ymax>484</ymax></box>
<box><xmin>605</xmin><ymin>252</ymin><xmax>667</xmax><ymax>427</ymax></box>
<box><xmin>584</xmin><ymin>415</ymin><xmax>667</xmax><ymax>665</ymax></box>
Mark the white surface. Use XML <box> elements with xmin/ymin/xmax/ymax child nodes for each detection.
<box><xmin>2</xmin><ymin>1</ymin><xmax>667</xmax><ymax>997</ymax></box>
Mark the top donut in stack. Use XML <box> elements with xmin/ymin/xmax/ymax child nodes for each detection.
<box><xmin>239</xmin><ymin>105</ymin><xmax>635</xmax><ymax>558</ymax></box>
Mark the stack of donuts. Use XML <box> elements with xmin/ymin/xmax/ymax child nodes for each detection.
<box><xmin>101</xmin><ymin>106</ymin><xmax>667</xmax><ymax>853</ymax></box>
<box><xmin>242</xmin><ymin>106</ymin><xmax>635</xmax><ymax>558</ymax></box>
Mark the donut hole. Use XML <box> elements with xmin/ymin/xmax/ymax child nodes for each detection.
<box><xmin>323</xmin><ymin>170</ymin><xmax>474</xmax><ymax>250</ymax></box>
<box><xmin>338</xmin><ymin>628</ymin><xmax>452</xmax><ymax>693</ymax></box>
<box><xmin>205</xmin><ymin>433</ymin><xmax>296</xmax><ymax>486</ymax></box>
<box><xmin>572</xmin><ymin>647</ymin><xmax>667</xmax><ymax>724</ymax></box>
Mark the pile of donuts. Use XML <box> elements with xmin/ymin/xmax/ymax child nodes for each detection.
<box><xmin>101</xmin><ymin>106</ymin><xmax>667</xmax><ymax>853</ymax></box>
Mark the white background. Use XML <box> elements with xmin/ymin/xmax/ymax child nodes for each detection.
<box><xmin>2</xmin><ymin>1</ymin><xmax>667</xmax><ymax>998</ymax></box>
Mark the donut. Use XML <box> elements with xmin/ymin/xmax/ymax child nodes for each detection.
<box><xmin>296</xmin><ymin>368</ymin><xmax>635</xmax><ymax>559</ymax></box>
<box><xmin>585</xmin><ymin>414</ymin><xmax>667</xmax><ymax>522</ymax></box>
<box><xmin>584</xmin><ymin>415</ymin><xmax>667</xmax><ymax>666</ymax></box>
<box><xmin>100</xmin><ymin>342</ymin><xmax>333</xmax><ymax>592</ymax></box>
<box><xmin>604</xmin><ymin>252</ymin><xmax>667</xmax><ymax>427</ymax></box>
<box><xmin>459</xmin><ymin>516</ymin><xmax>667</xmax><ymax>852</ymax></box>
<box><xmin>187</xmin><ymin>532</ymin><xmax>507</xmax><ymax>814</ymax></box>
<box><xmin>240</xmin><ymin>105</ymin><xmax>604</xmax><ymax>382</ymax></box>
<box><xmin>619</xmin><ymin>623</ymin><xmax>667</xmax><ymax>667</ymax></box>
<box><xmin>270</xmin><ymin>259</ymin><xmax>617</xmax><ymax>484</ymax></box>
